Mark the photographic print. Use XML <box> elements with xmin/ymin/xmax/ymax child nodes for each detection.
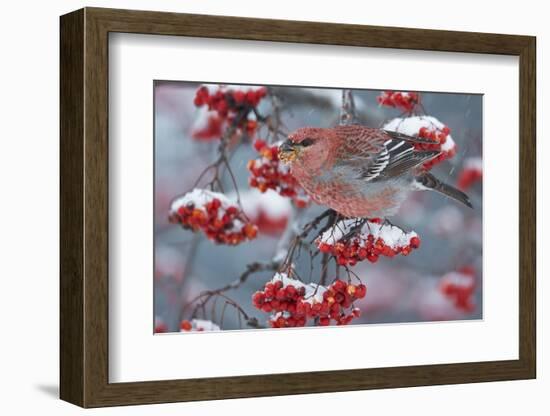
<box><xmin>154</xmin><ymin>82</ymin><xmax>482</xmax><ymax>333</ymax></box>
<box><xmin>60</xmin><ymin>10</ymin><xmax>535</xmax><ymax>406</ymax></box>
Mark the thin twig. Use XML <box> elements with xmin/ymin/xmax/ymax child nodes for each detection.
<box><xmin>340</xmin><ymin>89</ymin><xmax>357</xmax><ymax>126</ymax></box>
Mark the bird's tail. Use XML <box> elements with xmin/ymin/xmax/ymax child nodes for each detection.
<box><xmin>415</xmin><ymin>172</ymin><xmax>473</xmax><ymax>208</ymax></box>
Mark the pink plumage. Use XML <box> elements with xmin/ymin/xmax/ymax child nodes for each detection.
<box><xmin>279</xmin><ymin>125</ymin><xmax>471</xmax><ymax>218</ymax></box>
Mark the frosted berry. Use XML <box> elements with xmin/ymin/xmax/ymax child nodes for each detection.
<box><xmin>253</xmin><ymin>273</ymin><xmax>366</xmax><ymax>328</ymax></box>
<box><xmin>169</xmin><ymin>189</ymin><xmax>258</xmax><ymax>245</ymax></box>
<box><xmin>316</xmin><ymin>219</ymin><xmax>420</xmax><ymax>267</ymax></box>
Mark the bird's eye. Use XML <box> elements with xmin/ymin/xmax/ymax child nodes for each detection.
<box><xmin>301</xmin><ymin>138</ymin><xmax>315</xmax><ymax>147</ymax></box>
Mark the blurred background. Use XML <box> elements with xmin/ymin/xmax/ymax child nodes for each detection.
<box><xmin>154</xmin><ymin>81</ymin><xmax>482</xmax><ymax>333</ymax></box>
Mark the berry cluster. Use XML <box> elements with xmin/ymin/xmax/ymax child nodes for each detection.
<box><xmin>457</xmin><ymin>157</ymin><xmax>483</xmax><ymax>190</ymax></box>
<box><xmin>439</xmin><ymin>267</ymin><xmax>476</xmax><ymax>313</ymax></box>
<box><xmin>191</xmin><ymin>114</ymin><xmax>224</xmax><ymax>141</ymax></box>
<box><xmin>417</xmin><ymin>125</ymin><xmax>451</xmax><ymax>147</ymax></box>
<box><xmin>316</xmin><ymin>219</ymin><xmax>421</xmax><ymax>266</ymax></box>
<box><xmin>252</xmin><ymin>273</ymin><xmax>366</xmax><ymax>328</ymax></box>
<box><xmin>416</xmin><ymin>124</ymin><xmax>456</xmax><ymax>170</ymax></box>
<box><xmin>247</xmin><ymin>139</ymin><xmax>310</xmax><ymax>208</ymax></box>
<box><xmin>169</xmin><ymin>189</ymin><xmax>258</xmax><ymax>245</ymax></box>
<box><xmin>180</xmin><ymin>319</ymin><xmax>221</xmax><ymax>332</ymax></box>
<box><xmin>194</xmin><ymin>85</ymin><xmax>267</xmax><ymax>112</ymax></box>
<box><xmin>192</xmin><ymin>85</ymin><xmax>266</xmax><ymax>140</ymax></box>
<box><xmin>377</xmin><ymin>91</ymin><xmax>420</xmax><ymax>113</ymax></box>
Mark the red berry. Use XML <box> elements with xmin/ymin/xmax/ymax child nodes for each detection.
<box><xmin>154</xmin><ymin>322</ymin><xmax>167</xmax><ymax>333</ymax></box>
<box><xmin>319</xmin><ymin>317</ymin><xmax>330</xmax><ymax>326</ymax></box>
<box><xmin>245</xmin><ymin>90</ymin><xmax>257</xmax><ymax>105</ymax></box>
<box><xmin>253</xmin><ymin>139</ymin><xmax>266</xmax><ymax>152</ymax></box>
<box><xmin>319</xmin><ymin>243</ymin><xmax>331</xmax><ymax>253</ymax></box>
<box><xmin>410</xmin><ymin>236</ymin><xmax>421</xmax><ymax>249</ymax></box>
<box><xmin>233</xmin><ymin>90</ymin><xmax>245</xmax><ymax>104</ymax></box>
<box><xmin>355</xmin><ymin>284</ymin><xmax>367</xmax><ymax>299</ymax></box>
<box><xmin>332</xmin><ymin>280</ymin><xmax>346</xmax><ymax>292</ymax></box>
<box><xmin>366</xmin><ymin>253</ymin><xmax>379</xmax><ymax>263</ymax></box>
<box><xmin>286</xmin><ymin>285</ymin><xmax>297</xmax><ymax>297</ymax></box>
<box><xmin>180</xmin><ymin>320</ymin><xmax>192</xmax><ymax>331</ymax></box>
<box><xmin>252</xmin><ymin>291</ymin><xmax>265</xmax><ymax>306</ymax></box>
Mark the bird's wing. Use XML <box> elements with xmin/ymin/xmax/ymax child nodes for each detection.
<box><xmin>333</xmin><ymin>125</ymin><xmax>440</xmax><ymax>182</ymax></box>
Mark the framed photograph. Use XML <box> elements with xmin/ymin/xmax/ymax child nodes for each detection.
<box><xmin>60</xmin><ymin>7</ymin><xmax>536</xmax><ymax>408</ymax></box>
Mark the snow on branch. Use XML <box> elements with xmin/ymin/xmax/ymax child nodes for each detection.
<box><xmin>340</xmin><ymin>89</ymin><xmax>357</xmax><ymax>126</ymax></box>
<box><xmin>180</xmin><ymin>318</ymin><xmax>221</xmax><ymax>332</ymax></box>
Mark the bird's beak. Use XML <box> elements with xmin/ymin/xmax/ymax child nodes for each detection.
<box><xmin>279</xmin><ymin>139</ymin><xmax>295</xmax><ymax>153</ymax></box>
<box><xmin>279</xmin><ymin>139</ymin><xmax>298</xmax><ymax>163</ymax></box>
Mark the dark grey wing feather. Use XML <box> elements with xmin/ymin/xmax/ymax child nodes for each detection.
<box><xmin>362</xmin><ymin>137</ymin><xmax>440</xmax><ymax>181</ymax></box>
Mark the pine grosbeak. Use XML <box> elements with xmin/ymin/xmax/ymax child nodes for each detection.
<box><xmin>279</xmin><ymin>125</ymin><xmax>472</xmax><ymax>218</ymax></box>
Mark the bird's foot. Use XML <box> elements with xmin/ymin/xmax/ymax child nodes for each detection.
<box><xmin>340</xmin><ymin>218</ymin><xmax>367</xmax><ymax>241</ymax></box>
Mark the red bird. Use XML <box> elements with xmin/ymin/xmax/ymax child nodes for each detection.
<box><xmin>279</xmin><ymin>125</ymin><xmax>472</xmax><ymax>218</ymax></box>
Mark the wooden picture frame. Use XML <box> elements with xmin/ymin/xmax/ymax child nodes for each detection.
<box><xmin>60</xmin><ymin>7</ymin><xmax>536</xmax><ymax>408</ymax></box>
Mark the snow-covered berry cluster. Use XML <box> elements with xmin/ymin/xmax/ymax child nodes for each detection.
<box><xmin>383</xmin><ymin>116</ymin><xmax>457</xmax><ymax>170</ymax></box>
<box><xmin>191</xmin><ymin>85</ymin><xmax>266</xmax><ymax>140</ymax></box>
<box><xmin>247</xmin><ymin>139</ymin><xmax>310</xmax><ymax>208</ymax></box>
<box><xmin>457</xmin><ymin>157</ymin><xmax>483</xmax><ymax>190</ymax></box>
<box><xmin>169</xmin><ymin>188</ymin><xmax>258</xmax><ymax>245</ymax></box>
<box><xmin>439</xmin><ymin>267</ymin><xmax>476</xmax><ymax>313</ymax></box>
<box><xmin>377</xmin><ymin>91</ymin><xmax>420</xmax><ymax>113</ymax></box>
<box><xmin>252</xmin><ymin>273</ymin><xmax>366</xmax><ymax>327</ymax></box>
<box><xmin>316</xmin><ymin>219</ymin><xmax>421</xmax><ymax>266</ymax></box>
<box><xmin>180</xmin><ymin>319</ymin><xmax>221</xmax><ymax>332</ymax></box>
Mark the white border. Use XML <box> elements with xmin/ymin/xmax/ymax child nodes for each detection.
<box><xmin>109</xmin><ymin>33</ymin><xmax>519</xmax><ymax>382</ymax></box>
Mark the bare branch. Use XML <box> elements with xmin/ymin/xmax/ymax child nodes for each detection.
<box><xmin>279</xmin><ymin>209</ymin><xmax>336</xmax><ymax>273</ymax></box>
<box><xmin>340</xmin><ymin>89</ymin><xmax>357</xmax><ymax>126</ymax></box>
